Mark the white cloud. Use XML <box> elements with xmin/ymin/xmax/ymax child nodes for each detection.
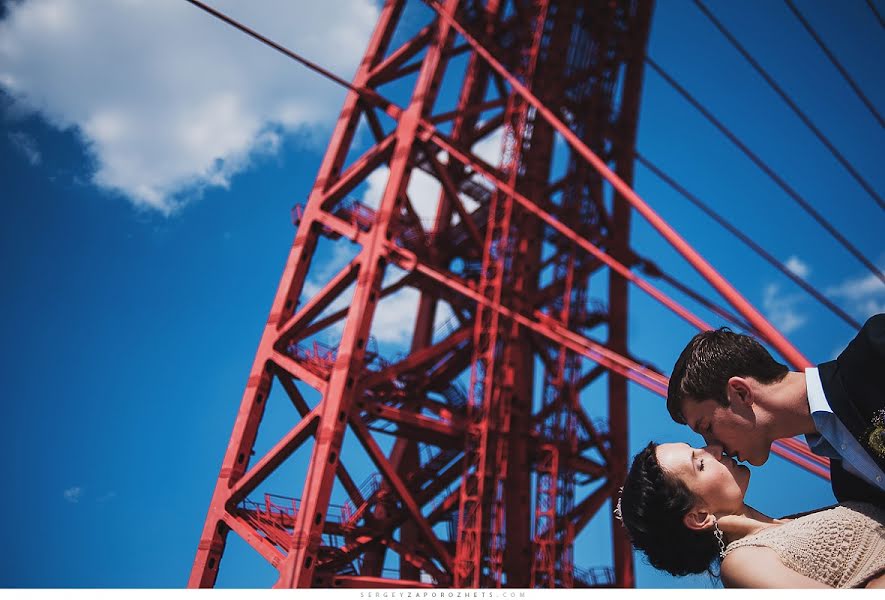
<box><xmin>433</xmin><ymin>299</ymin><xmax>456</xmax><ymax>332</ymax></box>
<box><xmin>762</xmin><ymin>283</ymin><xmax>806</xmax><ymax>334</ymax></box>
<box><xmin>7</xmin><ymin>130</ymin><xmax>41</xmax><ymax>165</ymax></box>
<box><xmin>827</xmin><ymin>272</ymin><xmax>885</xmax><ymax>301</ymax></box>
<box><xmin>370</xmin><ymin>286</ymin><xmax>421</xmax><ymax>344</ymax></box>
<box><xmin>361</xmin><ymin>167</ymin><xmax>387</xmax><ymax>210</ymax></box>
<box><xmin>829</xmin><ymin>335</ymin><xmax>854</xmax><ymax>361</ymax></box>
<box><xmin>472</xmin><ymin>126</ymin><xmax>503</xmax><ymax>166</ymax></box>
<box><xmin>361</xmin><ymin>164</ymin><xmax>441</xmax><ymax>224</ymax></box>
<box><xmin>97</xmin><ymin>491</ymin><xmax>117</xmax><ymax>503</ymax></box>
<box><xmin>0</xmin><ymin>0</ymin><xmax>378</xmax><ymax>214</ymax></box>
<box><xmin>63</xmin><ymin>486</ymin><xmax>82</xmax><ymax>503</ymax></box>
<box><xmin>407</xmin><ymin>168</ymin><xmax>442</xmax><ymax>223</ymax></box>
<box><xmin>826</xmin><ymin>270</ymin><xmax>885</xmax><ymax>320</ymax></box>
<box><xmin>784</xmin><ymin>255</ymin><xmax>810</xmax><ymax>279</ymax></box>
<box><xmin>300</xmin><ymin>241</ymin><xmax>358</xmax><ymax>341</ymax></box>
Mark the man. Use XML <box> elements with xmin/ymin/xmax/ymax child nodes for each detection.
<box><xmin>667</xmin><ymin>313</ymin><xmax>885</xmax><ymax>506</ymax></box>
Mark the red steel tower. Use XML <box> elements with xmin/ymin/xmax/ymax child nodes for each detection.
<box><xmin>189</xmin><ymin>0</ymin><xmax>823</xmax><ymax>588</ymax></box>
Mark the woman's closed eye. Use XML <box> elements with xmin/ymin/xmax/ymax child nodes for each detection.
<box><xmin>698</xmin><ymin>458</ymin><xmax>705</xmax><ymax>471</ymax></box>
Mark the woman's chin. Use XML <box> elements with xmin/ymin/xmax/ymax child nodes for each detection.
<box><xmin>738</xmin><ymin>464</ymin><xmax>751</xmax><ymax>494</ymax></box>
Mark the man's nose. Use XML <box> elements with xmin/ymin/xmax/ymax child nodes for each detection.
<box><xmin>703</xmin><ymin>443</ymin><xmax>724</xmax><ymax>457</ymax></box>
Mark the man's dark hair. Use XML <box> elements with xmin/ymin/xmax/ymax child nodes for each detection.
<box><xmin>620</xmin><ymin>442</ymin><xmax>721</xmax><ymax>577</ymax></box>
<box><xmin>667</xmin><ymin>327</ymin><xmax>788</xmax><ymax>424</ymax></box>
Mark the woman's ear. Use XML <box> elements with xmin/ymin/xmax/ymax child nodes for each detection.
<box><xmin>683</xmin><ymin>508</ymin><xmax>715</xmax><ymax>532</ymax></box>
<box><xmin>727</xmin><ymin>376</ymin><xmax>753</xmax><ymax>407</ymax></box>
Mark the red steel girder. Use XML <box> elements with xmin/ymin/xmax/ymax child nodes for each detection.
<box><xmin>189</xmin><ymin>0</ymin><xmax>825</xmax><ymax>591</ymax></box>
<box><xmin>425</xmin><ymin>0</ymin><xmax>811</xmax><ymax>368</ymax></box>
<box><xmin>275</xmin><ymin>0</ymin><xmax>463</xmax><ymax>588</ymax></box>
<box><xmin>189</xmin><ymin>0</ymin><xmax>408</xmax><ymax>588</ymax></box>
<box><xmin>454</xmin><ymin>0</ymin><xmax>548</xmax><ymax>587</ymax></box>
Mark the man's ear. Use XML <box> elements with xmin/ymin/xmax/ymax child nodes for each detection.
<box><xmin>727</xmin><ymin>376</ymin><xmax>753</xmax><ymax>407</ymax></box>
<box><xmin>683</xmin><ymin>508</ymin><xmax>715</xmax><ymax>532</ymax></box>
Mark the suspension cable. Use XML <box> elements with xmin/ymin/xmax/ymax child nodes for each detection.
<box><xmin>634</xmin><ymin>258</ymin><xmax>758</xmax><ymax>334</ymax></box>
<box><xmin>636</xmin><ymin>153</ymin><xmax>862</xmax><ymax>330</ymax></box>
<box><xmin>784</xmin><ymin>0</ymin><xmax>884</xmax><ymax>129</ymax></box>
<box><xmin>645</xmin><ymin>57</ymin><xmax>885</xmax><ymax>287</ymax></box>
<box><xmin>693</xmin><ymin>0</ymin><xmax>885</xmax><ymax>212</ymax></box>
<box><xmin>182</xmin><ymin>0</ymin><xmax>399</xmax><ymax>118</ymax></box>
<box><xmin>866</xmin><ymin>0</ymin><xmax>885</xmax><ymax>29</ymax></box>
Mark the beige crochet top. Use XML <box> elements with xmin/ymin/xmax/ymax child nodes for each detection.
<box><xmin>724</xmin><ymin>502</ymin><xmax>885</xmax><ymax>588</ymax></box>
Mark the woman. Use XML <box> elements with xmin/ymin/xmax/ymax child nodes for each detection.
<box><xmin>618</xmin><ymin>441</ymin><xmax>885</xmax><ymax>588</ymax></box>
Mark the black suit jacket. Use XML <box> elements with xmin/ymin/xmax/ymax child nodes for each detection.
<box><xmin>817</xmin><ymin>313</ymin><xmax>885</xmax><ymax>506</ymax></box>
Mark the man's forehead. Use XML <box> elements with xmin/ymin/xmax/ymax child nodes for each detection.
<box><xmin>680</xmin><ymin>397</ymin><xmax>716</xmax><ymax>425</ymax></box>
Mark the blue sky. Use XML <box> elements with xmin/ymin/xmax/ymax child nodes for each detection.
<box><xmin>1</xmin><ymin>0</ymin><xmax>883</xmax><ymax>589</ymax></box>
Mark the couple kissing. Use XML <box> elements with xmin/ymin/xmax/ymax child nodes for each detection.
<box><xmin>617</xmin><ymin>314</ymin><xmax>885</xmax><ymax>588</ymax></box>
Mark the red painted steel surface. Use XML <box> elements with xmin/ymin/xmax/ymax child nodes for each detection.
<box><xmin>190</xmin><ymin>0</ymin><xmax>823</xmax><ymax>589</ymax></box>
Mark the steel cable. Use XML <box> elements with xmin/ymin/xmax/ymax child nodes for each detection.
<box><xmin>866</xmin><ymin>0</ymin><xmax>885</xmax><ymax>29</ymax></box>
<box><xmin>645</xmin><ymin>57</ymin><xmax>885</xmax><ymax>287</ymax></box>
<box><xmin>636</xmin><ymin>153</ymin><xmax>862</xmax><ymax>330</ymax></box>
<box><xmin>784</xmin><ymin>0</ymin><xmax>884</xmax><ymax>130</ymax></box>
<box><xmin>694</xmin><ymin>0</ymin><xmax>885</xmax><ymax>212</ymax></box>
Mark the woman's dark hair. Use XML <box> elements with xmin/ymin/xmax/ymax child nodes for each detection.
<box><xmin>620</xmin><ymin>441</ymin><xmax>721</xmax><ymax>577</ymax></box>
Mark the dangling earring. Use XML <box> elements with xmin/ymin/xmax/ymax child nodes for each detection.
<box><xmin>713</xmin><ymin>518</ymin><xmax>726</xmax><ymax>559</ymax></box>
<box><xmin>613</xmin><ymin>487</ymin><xmax>625</xmax><ymax>525</ymax></box>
